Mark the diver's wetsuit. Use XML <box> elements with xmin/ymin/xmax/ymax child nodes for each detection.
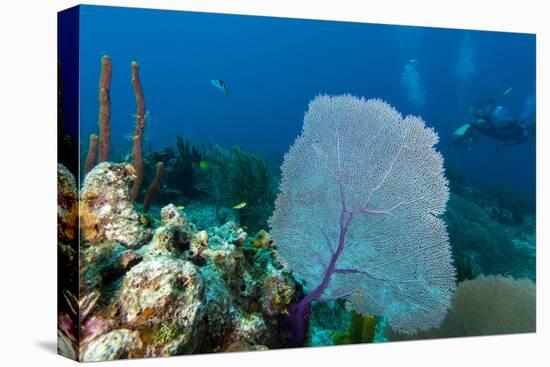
<box><xmin>470</xmin><ymin>118</ymin><xmax>529</xmax><ymax>145</ymax></box>
<box><xmin>467</xmin><ymin>89</ymin><xmax>530</xmax><ymax>145</ymax></box>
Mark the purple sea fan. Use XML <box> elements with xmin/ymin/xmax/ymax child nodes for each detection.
<box><xmin>269</xmin><ymin>95</ymin><xmax>456</xmax><ymax>343</ymax></box>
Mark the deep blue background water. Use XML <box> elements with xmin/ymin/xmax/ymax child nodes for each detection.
<box><xmin>79</xmin><ymin>5</ymin><xmax>535</xmax><ymax>193</ymax></box>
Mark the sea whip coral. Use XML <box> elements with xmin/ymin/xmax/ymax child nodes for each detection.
<box><xmin>84</xmin><ymin>134</ymin><xmax>99</xmax><ymax>175</ymax></box>
<box><xmin>269</xmin><ymin>95</ymin><xmax>455</xmax><ymax>345</ymax></box>
<box><xmin>143</xmin><ymin>162</ymin><xmax>165</xmax><ymax>213</ymax></box>
<box><xmin>98</xmin><ymin>55</ymin><xmax>112</xmax><ymax>162</ymax></box>
<box><xmin>130</xmin><ymin>61</ymin><xmax>146</xmax><ymax>202</ymax></box>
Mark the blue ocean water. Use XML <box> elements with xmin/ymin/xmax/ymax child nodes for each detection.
<box><xmin>79</xmin><ymin>5</ymin><xmax>535</xmax><ymax>193</ymax></box>
<box><xmin>59</xmin><ymin>8</ymin><xmax>537</xmax><ymax>359</ymax></box>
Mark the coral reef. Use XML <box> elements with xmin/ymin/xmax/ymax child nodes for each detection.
<box><xmin>269</xmin><ymin>95</ymin><xmax>455</xmax><ymax>344</ymax></box>
<box><xmin>80</xmin><ymin>162</ymin><xmax>152</xmax><ymax>248</ymax></box>
<box><xmin>183</xmin><ymin>201</ymin><xmax>237</xmax><ymax>230</ymax></box>
<box><xmin>76</xmin><ymin>195</ymin><xmax>299</xmax><ymax>360</ymax></box>
<box><xmin>450</xmin><ymin>275</ymin><xmax>536</xmax><ymax>335</ymax></box>
<box><xmin>98</xmin><ymin>55</ymin><xmax>112</xmax><ymax>162</ymax></box>
<box><xmin>194</xmin><ymin>143</ymin><xmax>277</xmax><ymax>231</ymax></box>
<box><xmin>143</xmin><ymin>161</ymin><xmax>164</xmax><ymax>212</ymax></box>
<box><xmin>387</xmin><ymin>275</ymin><xmax>536</xmax><ymax>340</ymax></box>
<box><xmin>141</xmin><ymin>140</ymin><xmax>277</xmax><ymax>232</ymax></box>
<box><xmin>445</xmin><ymin>193</ymin><xmax>535</xmax><ymax>281</ymax></box>
<box><xmin>58</xmin><ymin>163</ymin><xmax>78</xmax><ymax>243</ymax></box>
<box><xmin>65</xmin><ymin>47</ymin><xmax>536</xmax><ymax>361</ymax></box>
<box><xmin>141</xmin><ymin>204</ymin><xmax>196</xmax><ymax>259</ymax></box>
<box><xmin>144</xmin><ymin>137</ymin><xmax>202</xmax><ymax>202</ymax></box>
<box><xmin>84</xmin><ymin>134</ymin><xmax>99</xmax><ymax>175</ymax></box>
<box><xmin>119</xmin><ymin>256</ymin><xmax>205</xmax><ymax>356</ymax></box>
<box><xmin>130</xmin><ymin>61</ymin><xmax>146</xmax><ymax>202</ymax></box>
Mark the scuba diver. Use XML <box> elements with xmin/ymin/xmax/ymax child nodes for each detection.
<box><xmin>452</xmin><ymin>87</ymin><xmax>535</xmax><ymax>151</ymax></box>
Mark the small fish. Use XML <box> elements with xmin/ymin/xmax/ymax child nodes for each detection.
<box><xmin>232</xmin><ymin>202</ymin><xmax>247</xmax><ymax>209</ymax></box>
<box><xmin>199</xmin><ymin>160</ymin><xmax>209</xmax><ymax>170</ymax></box>
<box><xmin>211</xmin><ymin>79</ymin><xmax>228</xmax><ymax>100</ymax></box>
<box><xmin>176</xmin><ymin>205</ymin><xmax>185</xmax><ymax>210</ymax></box>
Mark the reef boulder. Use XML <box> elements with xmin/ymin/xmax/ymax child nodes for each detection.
<box><xmin>80</xmin><ymin>162</ymin><xmax>152</xmax><ymax>248</ymax></box>
<box><xmin>141</xmin><ymin>204</ymin><xmax>196</xmax><ymax>259</ymax></box>
<box><xmin>119</xmin><ymin>256</ymin><xmax>205</xmax><ymax>356</ymax></box>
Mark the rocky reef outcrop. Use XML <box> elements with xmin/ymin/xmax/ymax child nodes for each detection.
<box><xmin>119</xmin><ymin>256</ymin><xmax>205</xmax><ymax>356</ymax></box>
<box><xmin>58</xmin><ymin>163</ymin><xmax>78</xmax><ymax>243</ymax></box>
<box><xmin>57</xmin><ymin>164</ymin><xmax>79</xmax><ymax>359</ymax></box>
<box><xmin>77</xmin><ymin>165</ymin><xmax>299</xmax><ymax>360</ymax></box>
<box><xmin>80</xmin><ymin>162</ymin><xmax>152</xmax><ymax>248</ymax></box>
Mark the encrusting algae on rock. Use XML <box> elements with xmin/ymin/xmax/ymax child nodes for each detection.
<box><xmin>119</xmin><ymin>256</ymin><xmax>205</xmax><ymax>356</ymax></box>
<box><xmin>58</xmin><ymin>163</ymin><xmax>78</xmax><ymax>244</ymax></box>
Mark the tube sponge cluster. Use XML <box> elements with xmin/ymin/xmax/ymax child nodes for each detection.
<box><xmin>143</xmin><ymin>162</ymin><xmax>165</xmax><ymax>212</ymax></box>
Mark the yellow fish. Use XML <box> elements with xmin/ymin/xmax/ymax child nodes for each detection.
<box><xmin>232</xmin><ymin>202</ymin><xmax>247</xmax><ymax>209</ymax></box>
<box><xmin>176</xmin><ymin>205</ymin><xmax>185</xmax><ymax>210</ymax></box>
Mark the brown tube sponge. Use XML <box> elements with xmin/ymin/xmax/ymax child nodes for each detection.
<box><xmin>84</xmin><ymin>134</ymin><xmax>99</xmax><ymax>175</ymax></box>
<box><xmin>98</xmin><ymin>55</ymin><xmax>112</xmax><ymax>162</ymax></box>
<box><xmin>143</xmin><ymin>162</ymin><xmax>164</xmax><ymax>213</ymax></box>
<box><xmin>130</xmin><ymin>61</ymin><xmax>146</xmax><ymax>202</ymax></box>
